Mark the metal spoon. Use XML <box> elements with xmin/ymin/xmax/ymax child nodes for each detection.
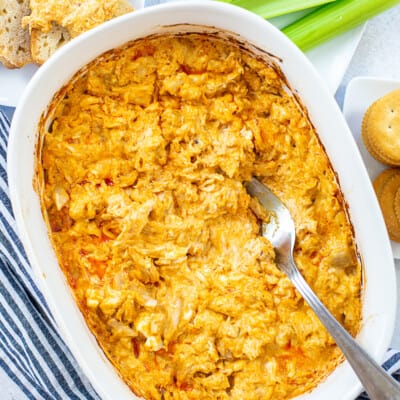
<box><xmin>245</xmin><ymin>177</ymin><xmax>400</xmax><ymax>400</ymax></box>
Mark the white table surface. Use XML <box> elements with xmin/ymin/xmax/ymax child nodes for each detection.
<box><xmin>334</xmin><ymin>5</ymin><xmax>400</xmax><ymax>350</ymax></box>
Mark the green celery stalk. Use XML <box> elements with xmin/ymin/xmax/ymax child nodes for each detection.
<box><xmin>224</xmin><ymin>0</ymin><xmax>336</xmax><ymax>19</ymax></box>
<box><xmin>282</xmin><ymin>0</ymin><xmax>400</xmax><ymax>51</ymax></box>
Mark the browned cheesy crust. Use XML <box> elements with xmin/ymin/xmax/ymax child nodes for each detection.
<box><xmin>37</xmin><ymin>33</ymin><xmax>362</xmax><ymax>400</ymax></box>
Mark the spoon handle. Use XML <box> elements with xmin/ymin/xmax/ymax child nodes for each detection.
<box><xmin>287</xmin><ymin>258</ymin><xmax>400</xmax><ymax>400</ymax></box>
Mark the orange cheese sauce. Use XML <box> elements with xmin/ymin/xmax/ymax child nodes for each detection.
<box><xmin>37</xmin><ymin>33</ymin><xmax>362</xmax><ymax>400</ymax></box>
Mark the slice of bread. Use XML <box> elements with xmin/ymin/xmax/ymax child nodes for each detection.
<box><xmin>30</xmin><ymin>0</ymin><xmax>134</xmax><ymax>65</ymax></box>
<box><xmin>30</xmin><ymin>25</ymin><xmax>71</xmax><ymax>65</ymax></box>
<box><xmin>0</xmin><ymin>0</ymin><xmax>32</xmax><ymax>68</ymax></box>
<box><xmin>116</xmin><ymin>0</ymin><xmax>135</xmax><ymax>15</ymax></box>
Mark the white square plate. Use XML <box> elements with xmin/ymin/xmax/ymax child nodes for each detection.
<box><xmin>343</xmin><ymin>76</ymin><xmax>400</xmax><ymax>259</ymax></box>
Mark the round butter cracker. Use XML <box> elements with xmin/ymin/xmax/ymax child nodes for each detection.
<box><xmin>362</xmin><ymin>107</ymin><xmax>382</xmax><ymax>161</ymax></box>
<box><xmin>361</xmin><ymin>106</ymin><xmax>395</xmax><ymax>165</ymax></box>
<box><xmin>378</xmin><ymin>172</ymin><xmax>400</xmax><ymax>242</ymax></box>
<box><xmin>394</xmin><ymin>188</ymin><xmax>400</xmax><ymax>227</ymax></box>
<box><xmin>362</xmin><ymin>89</ymin><xmax>400</xmax><ymax>166</ymax></box>
<box><xmin>373</xmin><ymin>168</ymin><xmax>400</xmax><ymax>197</ymax></box>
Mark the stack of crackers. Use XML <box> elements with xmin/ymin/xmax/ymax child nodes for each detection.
<box><xmin>0</xmin><ymin>0</ymin><xmax>134</xmax><ymax>68</ymax></box>
<box><xmin>362</xmin><ymin>89</ymin><xmax>400</xmax><ymax>242</ymax></box>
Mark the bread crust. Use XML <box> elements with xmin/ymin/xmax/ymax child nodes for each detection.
<box><xmin>1</xmin><ymin>0</ymin><xmax>134</xmax><ymax>67</ymax></box>
<box><xmin>30</xmin><ymin>25</ymin><xmax>71</xmax><ymax>65</ymax></box>
<box><xmin>0</xmin><ymin>0</ymin><xmax>32</xmax><ymax>68</ymax></box>
<box><xmin>28</xmin><ymin>0</ymin><xmax>134</xmax><ymax>65</ymax></box>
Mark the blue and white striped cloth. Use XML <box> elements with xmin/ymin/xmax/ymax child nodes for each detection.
<box><xmin>0</xmin><ymin>108</ymin><xmax>100</xmax><ymax>399</ymax></box>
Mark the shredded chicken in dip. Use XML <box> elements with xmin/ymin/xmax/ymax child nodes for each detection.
<box><xmin>37</xmin><ymin>33</ymin><xmax>362</xmax><ymax>400</ymax></box>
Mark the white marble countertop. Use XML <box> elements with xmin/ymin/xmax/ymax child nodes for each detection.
<box><xmin>334</xmin><ymin>4</ymin><xmax>400</xmax><ymax>350</ymax></box>
<box><xmin>336</xmin><ymin>5</ymin><xmax>400</xmax><ymax>108</ymax></box>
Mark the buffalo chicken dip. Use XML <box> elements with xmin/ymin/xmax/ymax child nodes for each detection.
<box><xmin>37</xmin><ymin>32</ymin><xmax>362</xmax><ymax>400</ymax></box>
